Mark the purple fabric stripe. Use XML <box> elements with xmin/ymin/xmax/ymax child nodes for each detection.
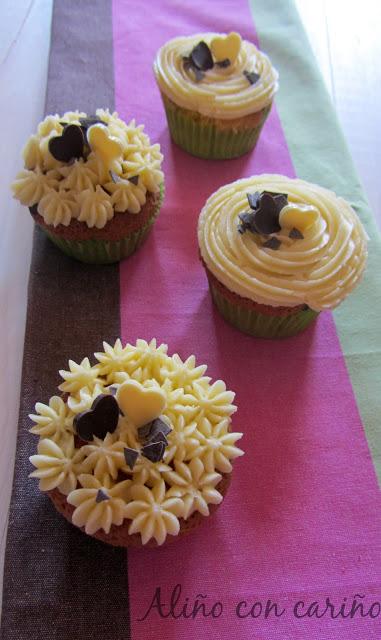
<box><xmin>0</xmin><ymin>2</ymin><xmax>131</xmax><ymax>639</ymax></box>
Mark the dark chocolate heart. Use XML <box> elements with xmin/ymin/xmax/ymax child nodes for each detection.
<box><xmin>48</xmin><ymin>124</ymin><xmax>85</xmax><ymax>162</ymax></box>
<box><xmin>74</xmin><ymin>394</ymin><xmax>119</xmax><ymax>441</ymax></box>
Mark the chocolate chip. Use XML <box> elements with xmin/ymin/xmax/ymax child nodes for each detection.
<box><xmin>123</xmin><ymin>447</ymin><xmax>139</xmax><ymax>470</ymax></box>
<box><xmin>243</xmin><ymin>70</ymin><xmax>260</xmax><ymax>85</ymax></box>
<box><xmin>263</xmin><ymin>237</ymin><xmax>281</xmax><ymax>250</ymax></box>
<box><xmin>128</xmin><ymin>175</ymin><xmax>139</xmax><ymax>185</ymax></box>
<box><xmin>74</xmin><ymin>394</ymin><xmax>119</xmax><ymax>441</ymax></box>
<box><xmin>216</xmin><ymin>58</ymin><xmax>231</xmax><ymax>68</ymax></box>
<box><xmin>48</xmin><ymin>124</ymin><xmax>85</xmax><ymax>163</ymax></box>
<box><xmin>190</xmin><ymin>41</ymin><xmax>214</xmax><ymax>71</ymax></box>
<box><xmin>137</xmin><ymin>422</ymin><xmax>153</xmax><ymax>440</ymax></box>
<box><xmin>141</xmin><ymin>441</ymin><xmax>165</xmax><ymax>463</ymax></box>
<box><xmin>289</xmin><ymin>227</ymin><xmax>304</xmax><ymax>240</ymax></box>
<box><xmin>96</xmin><ymin>489</ymin><xmax>109</xmax><ymax>503</ymax></box>
<box><xmin>247</xmin><ymin>191</ymin><xmax>261</xmax><ymax>210</ymax></box>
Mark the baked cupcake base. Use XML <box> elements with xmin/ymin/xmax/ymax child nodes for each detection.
<box><xmin>161</xmin><ymin>93</ymin><xmax>271</xmax><ymax>160</ymax></box>
<box><xmin>48</xmin><ymin>473</ymin><xmax>230</xmax><ymax>548</ymax></box>
<box><xmin>204</xmin><ymin>263</ymin><xmax>319</xmax><ymax>338</ymax></box>
<box><xmin>30</xmin><ymin>185</ymin><xmax>164</xmax><ymax>264</ymax></box>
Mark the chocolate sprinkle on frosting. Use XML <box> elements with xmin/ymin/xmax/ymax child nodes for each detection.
<box><xmin>149</xmin><ymin>431</ymin><xmax>168</xmax><ymax>446</ymax></box>
<box><xmin>239</xmin><ymin>191</ymin><xmax>289</xmax><ymax>237</ymax></box>
<box><xmin>109</xmin><ymin>171</ymin><xmax>122</xmax><ymax>183</ymax></box>
<box><xmin>263</xmin><ymin>237</ymin><xmax>281</xmax><ymax>250</ymax></box>
<box><xmin>150</xmin><ymin>417</ymin><xmax>172</xmax><ymax>440</ymax></box>
<box><xmin>141</xmin><ymin>441</ymin><xmax>165</xmax><ymax>463</ymax></box>
<box><xmin>289</xmin><ymin>227</ymin><xmax>304</xmax><ymax>240</ymax></box>
<box><xmin>216</xmin><ymin>58</ymin><xmax>231</xmax><ymax>68</ymax></box>
<box><xmin>243</xmin><ymin>70</ymin><xmax>260</xmax><ymax>85</ymax></box>
<box><xmin>247</xmin><ymin>191</ymin><xmax>261</xmax><ymax>210</ymax></box>
<box><xmin>123</xmin><ymin>447</ymin><xmax>139</xmax><ymax>470</ymax></box>
<box><xmin>96</xmin><ymin>489</ymin><xmax>110</xmax><ymax>503</ymax></box>
<box><xmin>128</xmin><ymin>175</ymin><xmax>139</xmax><ymax>185</ymax></box>
<box><xmin>190</xmin><ymin>41</ymin><xmax>214</xmax><ymax>71</ymax></box>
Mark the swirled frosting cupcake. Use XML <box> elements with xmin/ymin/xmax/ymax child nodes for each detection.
<box><xmin>198</xmin><ymin>175</ymin><xmax>368</xmax><ymax>338</ymax></box>
<box><xmin>12</xmin><ymin>109</ymin><xmax>164</xmax><ymax>263</ymax></box>
<box><xmin>154</xmin><ymin>32</ymin><xmax>278</xmax><ymax>159</ymax></box>
<box><xmin>28</xmin><ymin>339</ymin><xmax>243</xmax><ymax>546</ymax></box>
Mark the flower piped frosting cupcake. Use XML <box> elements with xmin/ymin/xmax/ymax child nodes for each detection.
<box><xmin>12</xmin><ymin>109</ymin><xmax>164</xmax><ymax>263</ymax></box>
<box><xmin>154</xmin><ymin>32</ymin><xmax>278</xmax><ymax>159</ymax></box>
<box><xmin>198</xmin><ymin>175</ymin><xmax>368</xmax><ymax>338</ymax></box>
<box><xmin>29</xmin><ymin>339</ymin><xmax>243</xmax><ymax>546</ymax></box>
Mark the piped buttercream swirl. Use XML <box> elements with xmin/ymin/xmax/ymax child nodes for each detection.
<box><xmin>198</xmin><ymin>175</ymin><xmax>368</xmax><ymax>311</ymax></box>
<box><xmin>154</xmin><ymin>33</ymin><xmax>278</xmax><ymax>119</ymax></box>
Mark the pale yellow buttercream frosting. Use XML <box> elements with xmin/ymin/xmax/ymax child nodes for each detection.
<box><xmin>29</xmin><ymin>339</ymin><xmax>243</xmax><ymax>545</ymax></box>
<box><xmin>12</xmin><ymin>109</ymin><xmax>164</xmax><ymax>228</ymax></box>
<box><xmin>198</xmin><ymin>175</ymin><xmax>368</xmax><ymax>311</ymax></box>
<box><xmin>154</xmin><ymin>32</ymin><xmax>278</xmax><ymax>119</ymax></box>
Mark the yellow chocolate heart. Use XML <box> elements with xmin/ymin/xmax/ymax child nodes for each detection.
<box><xmin>116</xmin><ymin>380</ymin><xmax>166</xmax><ymax>428</ymax></box>
<box><xmin>279</xmin><ymin>203</ymin><xmax>320</xmax><ymax>232</ymax></box>
<box><xmin>87</xmin><ymin>124</ymin><xmax>122</xmax><ymax>168</ymax></box>
<box><xmin>210</xmin><ymin>32</ymin><xmax>242</xmax><ymax>64</ymax></box>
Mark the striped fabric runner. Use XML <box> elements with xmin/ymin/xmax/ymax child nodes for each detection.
<box><xmin>1</xmin><ymin>1</ymin><xmax>380</xmax><ymax>639</ymax></box>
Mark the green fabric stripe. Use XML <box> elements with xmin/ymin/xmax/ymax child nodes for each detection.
<box><xmin>250</xmin><ymin>0</ymin><xmax>381</xmax><ymax>483</ymax></box>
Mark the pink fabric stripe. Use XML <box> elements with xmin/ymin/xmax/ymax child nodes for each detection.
<box><xmin>112</xmin><ymin>1</ymin><xmax>381</xmax><ymax>637</ymax></box>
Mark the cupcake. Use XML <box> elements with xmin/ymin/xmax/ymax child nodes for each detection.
<box><xmin>28</xmin><ymin>339</ymin><xmax>243</xmax><ymax>546</ymax></box>
<box><xmin>12</xmin><ymin>109</ymin><xmax>164</xmax><ymax>263</ymax></box>
<box><xmin>153</xmin><ymin>32</ymin><xmax>278</xmax><ymax>159</ymax></box>
<box><xmin>198</xmin><ymin>175</ymin><xmax>368</xmax><ymax>338</ymax></box>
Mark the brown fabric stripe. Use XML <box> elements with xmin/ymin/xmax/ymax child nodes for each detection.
<box><xmin>0</xmin><ymin>2</ymin><xmax>131</xmax><ymax>639</ymax></box>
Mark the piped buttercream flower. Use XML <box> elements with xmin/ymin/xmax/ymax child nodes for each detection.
<box><xmin>75</xmin><ymin>433</ymin><xmax>126</xmax><ymax>481</ymax></box>
<box><xmin>162</xmin><ymin>353</ymin><xmax>208</xmax><ymax>391</ymax></box>
<box><xmin>164</xmin><ymin>414</ymin><xmax>203</xmax><ymax>464</ymax></box>
<box><xmin>37</xmin><ymin>188</ymin><xmax>78</xmax><ymax>227</ymax></box>
<box><xmin>165</xmin><ymin>458</ymin><xmax>222</xmax><ymax>519</ymax></box>
<box><xmin>59</xmin><ymin>158</ymin><xmax>98</xmax><ymax>191</ymax></box>
<box><xmin>75</xmin><ymin>185</ymin><xmax>114</xmax><ymax>229</ymax></box>
<box><xmin>29</xmin><ymin>437</ymin><xmax>77</xmax><ymax>495</ymax></box>
<box><xmin>12</xmin><ymin>167</ymin><xmax>59</xmax><ymax>206</ymax></box>
<box><xmin>66</xmin><ymin>383</ymin><xmax>106</xmax><ymax>415</ymax></box>
<box><xmin>58</xmin><ymin>357</ymin><xmax>101</xmax><ymax>394</ymax></box>
<box><xmin>67</xmin><ymin>474</ymin><xmax>131</xmax><ymax>535</ymax></box>
<box><xmin>29</xmin><ymin>395</ymin><xmax>74</xmax><ymax>443</ymax></box>
<box><xmin>189</xmin><ymin>379</ymin><xmax>237</xmax><ymax>424</ymax></box>
<box><xmin>197</xmin><ymin>417</ymin><xmax>244</xmax><ymax>473</ymax></box>
<box><xmin>124</xmin><ymin>481</ymin><xmax>184</xmax><ymax>545</ymax></box>
<box><xmin>94</xmin><ymin>339</ymin><xmax>136</xmax><ymax>383</ymax></box>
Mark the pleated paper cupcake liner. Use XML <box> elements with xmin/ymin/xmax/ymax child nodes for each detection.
<box><xmin>36</xmin><ymin>186</ymin><xmax>163</xmax><ymax>264</ymax></box>
<box><xmin>209</xmin><ymin>280</ymin><xmax>319</xmax><ymax>338</ymax></box>
<box><xmin>162</xmin><ymin>94</ymin><xmax>271</xmax><ymax>160</ymax></box>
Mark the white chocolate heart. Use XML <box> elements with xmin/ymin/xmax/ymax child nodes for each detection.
<box><xmin>279</xmin><ymin>203</ymin><xmax>320</xmax><ymax>232</ymax></box>
<box><xmin>116</xmin><ymin>380</ymin><xmax>166</xmax><ymax>428</ymax></box>
<box><xmin>87</xmin><ymin>124</ymin><xmax>122</xmax><ymax>169</ymax></box>
<box><xmin>210</xmin><ymin>32</ymin><xmax>242</xmax><ymax>64</ymax></box>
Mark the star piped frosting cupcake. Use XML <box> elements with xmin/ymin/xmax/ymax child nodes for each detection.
<box><xmin>12</xmin><ymin>109</ymin><xmax>164</xmax><ymax>263</ymax></box>
<box><xmin>29</xmin><ymin>339</ymin><xmax>243</xmax><ymax>546</ymax></box>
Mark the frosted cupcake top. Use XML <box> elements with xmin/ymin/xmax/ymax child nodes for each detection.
<box><xmin>154</xmin><ymin>32</ymin><xmax>278</xmax><ymax>120</ymax></box>
<box><xmin>12</xmin><ymin>109</ymin><xmax>164</xmax><ymax>229</ymax></box>
<box><xmin>198</xmin><ymin>175</ymin><xmax>368</xmax><ymax>311</ymax></box>
<box><xmin>29</xmin><ymin>339</ymin><xmax>243</xmax><ymax>546</ymax></box>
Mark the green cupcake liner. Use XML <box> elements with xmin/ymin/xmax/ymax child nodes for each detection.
<box><xmin>209</xmin><ymin>280</ymin><xmax>319</xmax><ymax>338</ymax></box>
<box><xmin>36</xmin><ymin>185</ymin><xmax>163</xmax><ymax>265</ymax></box>
<box><xmin>162</xmin><ymin>96</ymin><xmax>271</xmax><ymax>160</ymax></box>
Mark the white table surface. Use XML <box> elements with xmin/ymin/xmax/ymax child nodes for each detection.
<box><xmin>0</xmin><ymin>0</ymin><xmax>380</xmax><ymax>609</ymax></box>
